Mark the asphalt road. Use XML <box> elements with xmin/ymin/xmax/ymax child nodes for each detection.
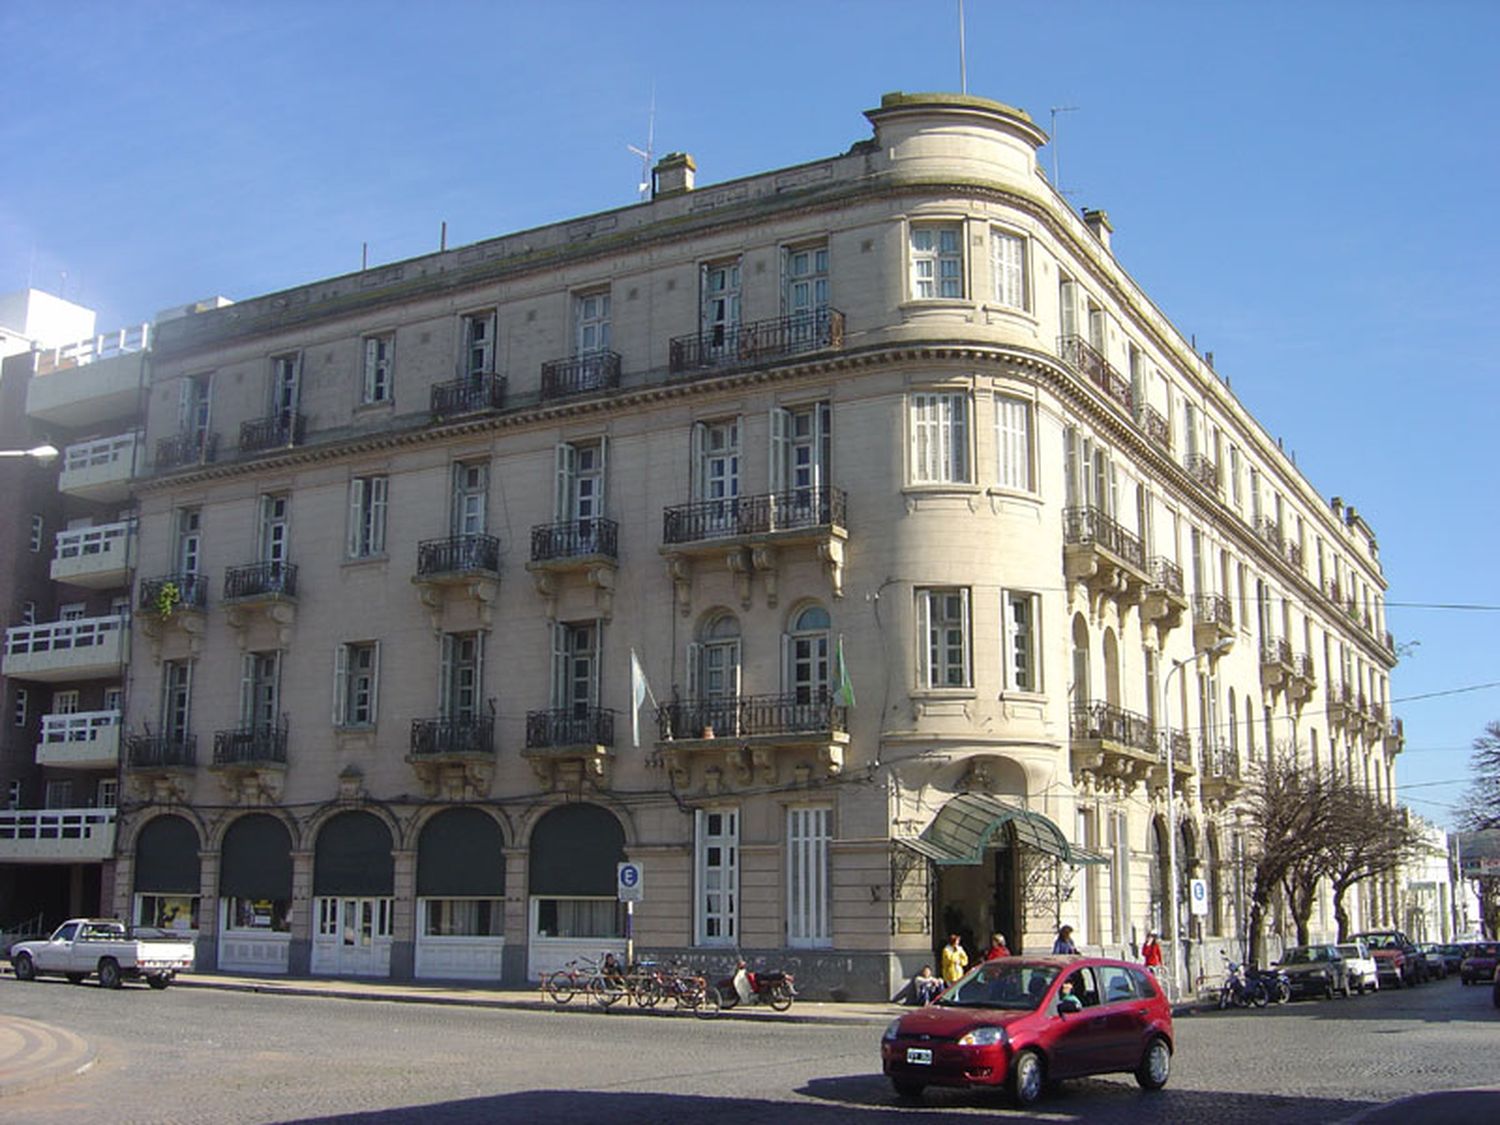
<box><xmin>2</xmin><ymin>974</ymin><xmax>1496</xmax><ymax>1124</ymax></box>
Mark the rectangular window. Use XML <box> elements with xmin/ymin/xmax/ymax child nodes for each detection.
<box><xmin>176</xmin><ymin>508</ymin><xmax>202</xmax><ymax>576</ymax></box>
<box><xmin>29</xmin><ymin>514</ymin><xmax>43</xmax><ymax>553</ymax></box>
<box><xmin>6</xmin><ymin>780</ymin><xmax>20</xmax><ymax>809</ymax></box>
<box><xmin>20</xmin><ymin>601</ymin><xmax>35</xmax><ymax>626</ymax></box>
<box><xmin>271</xmin><ymin>353</ymin><xmax>301</xmax><ymax>418</ymax></box>
<box><xmin>696</xmin><ymin>807</ymin><xmax>739</xmax><ymax>945</ymax></box>
<box><xmin>362</xmin><ymin>335</ymin><xmax>393</xmax><ymax>404</ymax></box>
<box><xmin>1004</xmin><ymin>591</ymin><xmax>1039</xmax><ymax>691</ymax></box>
<box><xmin>97</xmin><ymin>778</ymin><xmax>117</xmax><ymax>808</ymax></box>
<box><xmin>333</xmin><ymin>641</ymin><xmax>380</xmax><ymax>727</ymax></box>
<box><xmin>59</xmin><ymin>602</ymin><xmax>85</xmax><ymax>621</ymax></box>
<box><xmin>551</xmin><ymin>621</ymin><xmax>600</xmax><ymax>715</ymax></box>
<box><xmin>909</xmin><ymin>392</ymin><xmax>970</xmax><ymax>484</ymax></box>
<box><xmin>451</xmin><ymin>460</ymin><xmax>488</xmax><ymax>535</ymax></box>
<box><xmin>692</xmin><ymin>418</ymin><xmax>741</xmax><ymax>535</ymax></box>
<box><xmin>784</xmin><ymin>243</ymin><xmax>829</xmax><ymax>319</ymax></box>
<box><xmin>787</xmin><ymin>806</ymin><xmax>832</xmax><ymax>948</ymax></box>
<box><xmin>440</xmin><ymin>632</ymin><xmax>482</xmax><ymax>721</ymax></box>
<box><xmin>240</xmin><ymin>651</ymin><xmax>281</xmax><ymax>729</ymax></box>
<box><xmin>422</xmin><ymin>898</ymin><xmax>503</xmax><ymax>937</ymax></box>
<box><xmin>462</xmin><ymin>311</ymin><xmax>496</xmax><ymax>378</ymax></box>
<box><xmin>918</xmin><ymin>587</ymin><xmax>971</xmax><ymax>688</ymax></box>
<box><xmin>910</xmin><ymin>224</ymin><xmax>963</xmax><ymax>298</ymax></box>
<box><xmin>162</xmin><ymin>661</ymin><xmax>192</xmax><ymax>740</ymax></box>
<box><xmin>994</xmin><ymin>394</ymin><xmax>1034</xmax><ymax>491</ymax></box>
<box><xmin>45</xmin><ymin>780</ymin><xmax>72</xmax><ymax>809</ymax></box>
<box><xmin>575</xmin><ymin>291</ymin><xmax>611</xmax><ymax>355</ymax></box>
<box><xmin>13</xmin><ymin>687</ymin><xmax>28</xmax><ymax>728</ymax></box>
<box><xmin>1229</xmin><ymin>445</ymin><xmax>1243</xmax><ymax>510</ymax></box>
<box><xmin>259</xmin><ymin>493</ymin><xmax>290</xmax><ymax>567</ymax></box>
<box><xmin>702</xmin><ymin>259</ymin><xmax>742</xmax><ymax>352</ymax></box>
<box><xmin>179</xmin><ymin>373</ymin><xmax>212</xmax><ymax>440</ymax></box>
<box><xmin>990</xmin><ymin>228</ymin><xmax>1026</xmax><ymax>309</ymax></box>
<box><xmin>53</xmin><ymin>689</ymin><xmax>80</xmax><ymax>715</ymax></box>
<box><xmin>554</xmin><ymin>439</ymin><xmax>608</xmax><ymax>525</ymax></box>
<box><xmin>347</xmin><ymin>475</ymin><xmax>388</xmax><ymax>558</ymax></box>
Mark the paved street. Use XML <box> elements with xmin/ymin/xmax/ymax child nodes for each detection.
<box><xmin>1</xmin><ymin>974</ymin><xmax>1496</xmax><ymax>1124</ymax></box>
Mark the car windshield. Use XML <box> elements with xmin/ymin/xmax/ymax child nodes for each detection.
<box><xmin>1359</xmin><ymin>934</ymin><xmax>1397</xmax><ymax>950</ymax></box>
<box><xmin>1467</xmin><ymin>944</ymin><xmax>1499</xmax><ymax>958</ymax></box>
<box><xmin>939</xmin><ymin>962</ymin><xmax>1059</xmax><ymax>1010</ymax></box>
<box><xmin>1336</xmin><ymin>946</ymin><xmax>1363</xmax><ymax>959</ymax></box>
<box><xmin>1282</xmin><ymin>948</ymin><xmax>1316</xmax><ymax>964</ymax></box>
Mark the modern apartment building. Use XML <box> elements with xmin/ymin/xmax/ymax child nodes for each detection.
<box><xmin>101</xmin><ymin>92</ymin><xmax>1400</xmax><ymax>997</ymax></box>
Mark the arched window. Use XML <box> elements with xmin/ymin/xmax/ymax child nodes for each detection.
<box><xmin>785</xmin><ymin>604</ymin><xmax>830</xmax><ymax>704</ymax></box>
<box><xmin>687</xmin><ymin>612</ymin><xmax>741</xmax><ymax>735</ymax></box>
<box><xmin>1228</xmin><ymin>688</ymin><xmax>1238</xmax><ymax>760</ymax></box>
<box><xmin>1102</xmin><ymin>628</ymin><xmax>1120</xmax><ymax>707</ymax></box>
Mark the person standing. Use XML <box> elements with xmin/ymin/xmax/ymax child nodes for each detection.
<box><xmin>941</xmin><ymin>933</ymin><xmax>969</xmax><ymax>984</ymax></box>
<box><xmin>1052</xmin><ymin>924</ymin><xmax>1079</xmax><ymax>955</ymax></box>
<box><xmin>1142</xmin><ymin>930</ymin><xmax>1164</xmax><ymax>975</ymax></box>
<box><xmin>986</xmin><ymin>933</ymin><xmax>1011</xmax><ymax>960</ymax></box>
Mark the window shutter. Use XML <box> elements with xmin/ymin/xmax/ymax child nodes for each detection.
<box><xmin>177</xmin><ymin>378</ymin><xmax>192</xmax><ymax>432</ymax></box>
<box><xmin>239</xmin><ymin>654</ymin><xmax>255</xmax><ymax>726</ymax></box>
<box><xmin>332</xmin><ymin>644</ymin><xmax>348</xmax><ymax>725</ymax></box>
<box><xmin>347</xmin><ymin>479</ymin><xmax>364</xmax><ymax>557</ymax></box>
<box><xmin>951</xmin><ymin>394</ymin><xmax>969</xmax><ymax>483</ymax></box>
<box><xmin>909</xmin><ymin>396</ymin><xmax>928</xmax><ymax>483</ymax></box>
<box><xmin>364</xmin><ymin>338</ymin><xmax>379</xmax><ymax>398</ymax></box>
<box><xmin>554</xmin><ymin>443</ymin><xmax>576</xmax><ymax>522</ymax></box>
<box><xmin>590</xmin><ymin>620</ymin><xmax>602</xmax><ymax>708</ymax></box>
<box><xmin>1064</xmin><ymin>425</ymin><xmax>1079</xmax><ymax>507</ymax></box>
<box><xmin>699</xmin><ymin>263</ymin><xmax>711</xmax><ymax>333</ymax></box>
<box><xmin>779</xmin><ymin>246</ymin><xmax>790</xmax><ymax>316</ymax></box>
<box><xmin>370</xmin><ymin>476</ymin><xmax>387</xmax><ymax>553</ymax></box>
<box><xmin>690</xmin><ymin>422</ymin><xmax>707</xmax><ymax>503</ymax></box>
<box><xmin>686</xmin><ymin>641</ymin><xmax>703</xmax><ymax>700</ymax></box>
<box><xmin>551</xmin><ymin>623</ymin><xmax>568</xmax><ymax>710</ymax></box>
<box><xmin>917</xmin><ymin>591</ymin><xmax>932</xmax><ymax>687</ymax></box>
<box><xmin>439</xmin><ymin>634</ymin><xmax>454</xmax><ymax>718</ymax></box>
<box><xmin>596</xmin><ymin>435</ymin><xmax>609</xmax><ymax>516</ymax></box>
<box><xmin>368</xmin><ymin>642</ymin><xmax>381</xmax><ymax>724</ymax></box>
<box><xmin>780</xmin><ymin>630</ymin><xmax>792</xmax><ymax>695</ymax></box>
<box><xmin>769</xmin><ymin>407</ymin><xmax>789</xmax><ymax>493</ymax></box>
<box><xmin>1060</xmin><ymin>279</ymin><xmax>1077</xmax><ymax>338</ymax></box>
<box><xmin>814</xmin><ymin>401</ymin><xmax>830</xmax><ymax>492</ymax></box>
<box><xmin>959</xmin><ymin>589</ymin><xmax>972</xmax><ymax>687</ymax></box>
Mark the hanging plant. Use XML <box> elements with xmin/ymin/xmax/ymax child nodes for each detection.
<box><xmin>155</xmin><ymin>581</ymin><xmax>181</xmax><ymax>620</ymax></box>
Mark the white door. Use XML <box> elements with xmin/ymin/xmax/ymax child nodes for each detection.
<box><xmin>310</xmin><ymin>896</ymin><xmax>393</xmax><ymax>976</ymax></box>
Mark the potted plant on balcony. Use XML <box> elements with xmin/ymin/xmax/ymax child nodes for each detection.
<box><xmin>154</xmin><ymin>581</ymin><xmax>181</xmax><ymax>620</ymax></box>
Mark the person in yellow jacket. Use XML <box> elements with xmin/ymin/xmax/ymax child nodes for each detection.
<box><xmin>940</xmin><ymin>933</ymin><xmax>969</xmax><ymax>984</ymax></box>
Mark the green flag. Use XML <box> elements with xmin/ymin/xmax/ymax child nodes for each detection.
<box><xmin>836</xmin><ymin>634</ymin><xmax>856</xmax><ymax>709</ymax></box>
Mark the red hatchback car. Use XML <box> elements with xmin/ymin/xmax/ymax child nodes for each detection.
<box><xmin>881</xmin><ymin>955</ymin><xmax>1173</xmax><ymax>1107</ymax></box>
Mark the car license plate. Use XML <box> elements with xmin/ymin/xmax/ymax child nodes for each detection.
<box><xmin>906</xmin><ymin>1048</ymin><xmax>933</xmax><ymax>1065</ymax></box>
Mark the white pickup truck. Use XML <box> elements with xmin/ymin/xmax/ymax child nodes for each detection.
<box><xmin>8</xmin><ymin>917</ymin><xmax>194</xmax><ymax>989</ymax></box>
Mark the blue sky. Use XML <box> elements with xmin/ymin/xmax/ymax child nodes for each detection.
<box><xmin>4</xmin><ymin>0</ymin><xmax>1496</xmax><ymax>827</ymax></box>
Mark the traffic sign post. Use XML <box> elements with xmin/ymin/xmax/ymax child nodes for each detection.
<box><xmin>618</xmin><ymin>863</ymin><xmax>643</xmax><ymax>967</ymax></box>
<box><xmin>1189</xmin><ymin>877</ymin><xmax>1208</xmax><ymax>917</ymax></box>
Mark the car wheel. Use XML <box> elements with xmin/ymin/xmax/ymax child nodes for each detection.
<box><xmin>1010</xmin><ymin>1049</ymin><xmax>1045</xmax><ymax>1107</ymax></box>
<box><xmin>1136</xmin><ymin>1036</ymin><xmax>1172</xmax><ymax>1091</ymax></box>
<box><xmin>98</xmin><ymin>958</ymin><xmax>122</xmax><ymax>990</ymax></box>
<box><xmin>12</xmin><ymin>953</ymin><xmax>35</xmax><ymax>982</ymax></box>
<box><xmin>891</xmin><ymin>1077</ymin><xmax>926</xmax><ymax>1099</ymax></box>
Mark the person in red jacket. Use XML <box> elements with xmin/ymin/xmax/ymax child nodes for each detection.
<box><xmin>1142</xmin><ymin>930</ymin><xmax>1164</xmax><ymax>976</ymax></box>
<box><xmin>985</xmin><ymin>933</ymin><xmax>1011</xmax><ymax>960</ymax></box>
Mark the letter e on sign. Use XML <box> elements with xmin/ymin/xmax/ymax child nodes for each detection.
<box><xmin>1189</xmin><ymin>877</ymin><xmax>1208</xmax><ymax>916</ymax></box>
<box><xmin>617</xmin><ymin>862</ymin><xmax>644</xmax><ymax>903</ymax></box>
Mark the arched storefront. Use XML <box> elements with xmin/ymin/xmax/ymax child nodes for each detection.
<box><xmin>133</xmin><ymin>814</ymin><xmax>201</xmax><ymax>933</ymax></box>
<box><xmin>527</xmin><ymin>803</ymin><xmax>625</xmax><ymax>980</ymax></box>
<box><xmin>414</xmin><ymin>807</ymin><xmax>506</xmax><ymax>980</ymax></box>
<box><xmin>310</xmin><ymin>810</ymin><xmax>394</xmax><ymax>976</ymax></box>
<box><xmin>218</xmin><ymin>814</ymin><xmax>294</xmax><ymax>973</ymax></box>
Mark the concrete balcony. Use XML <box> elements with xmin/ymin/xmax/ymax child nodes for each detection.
<box><xmin>523</xmin><ymin>707</ymin><xmax>616</xmax><ymax>788</ymax></box>
<box><xmin>412</xmin><ymin>534</ymin><xmax>501</xmax><ymax>632</ymax></box>
<box><xmin>50</xmin><ymin>520</ymin><xmax>136</xmax><ymax>589</ymax></box>
<box><xmin>0</xmin><ymin>807</ymin><xmax>116</xmax><ymax>863</ymax></box>
<box><xmin>57</xmin><ymin>431</ymin><xmax>141</xmax><ymax>503</ymax></box>
<box><xmin>1062</xmin><ymin>506</ymin><xmax>1150</xmax><ymax>608</ymax></box>
<box><xmin>1199</xmin><ymin>741</ymin><xmax>1243</xmax><ymax>807</ymax></box>
<box><xmin>37</xmin><ymin>709</ymin><xmax>122</xmax><ymax>770</ymax></box>
<box><xmin>654</xmin><ymin>693</ymin><xmax>849</xmax><ymax>789</ymax></box>
<box><xmin>408</xmin><ymin>715</ymin><xmax>496</xmax><ymax>800</ymax></box>
<box><xmin>26</xmin><ymin>326</ymin><xmax>149</xmax><ymax>428</ymax></box>
<box><xmin>526</xmin><ymin>518</ymin><xmax>619</xmax><ymax>619</ymax></box>
<box><xmin>1192</xmin><ymin>594</ymin><xmax>1235</xmax><ymax>654</ymax></box>
<box><xmin>1069</xmin><ymin>701</ymin><xmax>1157</xmax><ymax>790</ymax></box>
<box><xmin>1260</xmin><ymin>637</ymin><xmax>1293</xmax><ymax>690</ymax></box>
<box><xmin>3</xmin><ymin>614</ymin><xmax>127</xmax><ymax>683</ymax></box>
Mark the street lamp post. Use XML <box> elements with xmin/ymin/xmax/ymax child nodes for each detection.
<box><xmin>0</xmin><ymin>444</ymin><xmax>59</xmax><ymax>463</ymax></box>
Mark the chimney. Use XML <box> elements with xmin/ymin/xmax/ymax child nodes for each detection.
<box><xmin>1081</xmin><ymin>208</ymin><xmax>1113</xmax><ymax>251</ymax></box>
<box><xmin>653</xmin><ymin>152</ymin><xmax>696</xmax><ymax>198</ymax></box>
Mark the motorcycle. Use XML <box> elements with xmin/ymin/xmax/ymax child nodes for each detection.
<box><xmin>718</xmin><ymin>961</ymin><xmax>796</xmax><ymax>1012</ymax></box>
<box><xmin>1218</xmin><ymin>955</ymin><xmax>1268</xmax><ymax>1009</ymax></box>
<box><xmin>1244</xmin><ymin>963</ymin><xmax>1292</xmax><ymax>1006</ymax></box>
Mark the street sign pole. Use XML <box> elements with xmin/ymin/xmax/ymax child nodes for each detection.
<box><xmin>617</xmin><ymin>862</ymin><xmax>644</xmax><ymax>968</ymax></box>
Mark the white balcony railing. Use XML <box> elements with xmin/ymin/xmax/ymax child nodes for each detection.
<box><xmin>57</xmin><ymin>431</ymin><xmax>140</xmax><ymax>501</ymax></box>
<box><xmin>35</xmin><ymin>324</ymin><xmax>150</xmax><ymax>375</ymax></box>
<box><xmin>62</xmin><ymin>431</ymin><xmax>139</xmax><ymax>473</ymax></box>
<box><xmin>37</xmin><ymin>709</ymin><xmax>122</xmax><ymax>768</ymax></box>
<box><xmin>50</xmin><ymin>520</ymin><xmax>136</xmax><ymax>587</ymax></box>
<box><xmin>0</xmin><ymin>807</ymin><xmax>116</xmax><ymax>862</ymax></box>
<box><xmin>2</xmin><ymin>614</ymin><xmax>128</xmax><ymax>682</ymax></box>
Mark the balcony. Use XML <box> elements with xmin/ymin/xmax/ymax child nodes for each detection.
<box><xmin>526</xmin><ymin>518</ymin><xmax>619</xmax><ymax>618</ymax></box>
<box><xmin>223</xmin><ymin>561</ymin><xmax>298</xmax><ymax>645</ymax></box>
<box><xmin>1199</xmin><ymin>741</ymin><xmax>1243</xmax><ymax>806</ymax></box>
<box><xmin>212</xmin><ymin>721</ymin><xmax>288</xmax><ymax>803</ymax></box>
<box><xmin>670</xmin><ymin>309</ymin><xmax>845</xmax><ymax>377</ymax></box>
<box><xmin>1326</xmin><ymin>680</ymin><xmax>1352</xmax><ymax>726</ymax></box>
<box><xmin>1069</xmin><ymin>701</ymin><xmax>1158</xmax><ymax>790</ymax></box>
<box><xmin>37</xmin><ymin>709</ymin><xmax>122</xmax><ymax>770</ymax></box>
<box><xmin>0</xmin><ymin>808</ymin><xmax>116</xmax><ymax>863</ymax></box>
<box><xmin>3</xmin><ymin>615</ymin><xmax>127</xmax><ymax>683</ymax></box>
<box><xmin>1255</xmin><ymin>517</ymin><xmax>1285</xmax><ymax>557</ymax></box>
<box><xmin>1192</xmin><ymin>594</ymin><xmax>1234</xmax><ymax>653</ymax></box>
<box><xmin>540</xmin><ymin>351</ymin><xmax>621</xmax><ymax>400</ymax></box>
<box><xmin>26</xmin><ymin>325</ymin><xmax>149</xmax><ymax>428</ymax></box>
<box><xmin>1057</xmin><ymin>335</ymin><xmax>1132</xmax><ymax>413</ymax></box>
<box><xmin>655</xmin><ymin>693</ymin><xmax>849</xmax><ymax>788</ymax></box>
<box><xmin>1364</xmin><ymin>699</ymin><xmax>1386</xmax><ymax>742</ymax></box>
<box><xmin>1138</xmin><ymin>402</ymin><xmax>1171</xmax><ymax>451</ymax></box>
<box><xmin>137</xmin><ymin>573</ymin><xmax>209</xmax><ymax>659</ymax></box>
<box><xmin>412</xmin><ymin>534</ymin><xmax>501</xmax><ymax>631</ymax></box>
<box><xmin>1142</xmin><ymin>556</ymin><xmax>1188</xmax><ymax>636</ymax></box>
<box><xmin>662</xmin><ymin>486</ymin><xmax>848</xmax><ymax>610</ymax></box>
<box><xmin>431</xmin><ymin>373</ymin><xmax>506</xmax><ymax>418</ymax></box>
<box><xmin>51</xmin><ymin>519</ymin><xmax>136</xmax><ymax>589</ymax></box>
<box><xmin>408</xmin><ymin>716</ymin><xmax>496</xmax><ymax>799</ymax></box>
<box><xmin>124</xmin><ymin>732</ymin><xmax>197</xmax><ymax>802</ymax></box>
<box><xmin>1158</xmin><ymin>730</ymin><xmax>1194</xmax><ymax>781</ymax></box>
<box><xmin>1184</xmin><ymin>453</ymin><xmax>1218</xmax><ymax>495</ymax></box>
<box><xmin>1384</xmin><ymin>716</ymin><xmax>1405</xmax><ymax>754</ymax></box>
<box><xmin>523</xmin><ymin>707</ymin><xmax>616</xmax><ymax>786</ymax></box>
<box><xmin>154</xmin><ymin>429</ymin><xmax>218</xmax><ymax>471</ymax></box>
<box><xmin>239</xmin><ymin>411</ymin><xmax>306</xmax><ymax>453</ymax></box>
<box><xmin>58</xmin><ymin>431</ymin><xmax>141</xmax><ymax>502</ymax></box>
<box><xmin>1062</xmin><ymin>506</ymin><xmax>1149</xmax><ymax>607</ymax></box>
<box><xmin>1259</xmin><ymin>637</ymin><xmax>1293</xmax><ymax>690</ymax></box>
<box><xmin>1288</xmin><ymin>652</ymin><xmax>1317</xmax><ymax>702</ymax></box>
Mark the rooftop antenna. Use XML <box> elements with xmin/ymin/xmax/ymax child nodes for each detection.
<box><xmin>1050</xmin><ymin>105</ymin><xmax>1080</xmax><ymax>194</ymax></box>
<box><xmin>627</xmin><ymin>84</ymin><xmax>657</xmax><ymax>201</ymax></box>
<box><xmin>958</xmin><ymin>0</ymin><xmax>968</xmax><ymax>94</ymax></box>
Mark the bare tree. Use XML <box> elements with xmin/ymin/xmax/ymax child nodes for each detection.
<box><xmin>1461</xmin><ymin>721</ymin><xmax>1500</xmax><ymax>832</ymax></box>
<box><xmin>1321</xmin><ymin>784</ymin><xmax>1425</xmax><ymax>940</ymax></box>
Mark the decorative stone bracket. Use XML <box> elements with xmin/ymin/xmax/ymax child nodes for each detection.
<box><xmin>527</xmin><ymin>560</ymin><xmax>617</xmax><ymax>621</ymax></box>
<box><xmin>413</xmin><ymin>574</ymin><xmax>500</xmax><ymax>634</ymax></box>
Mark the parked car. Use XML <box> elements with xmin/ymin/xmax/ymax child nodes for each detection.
<box><xmin>8</xmin><ymin>918</ymin><xmax>194</xmax><ymax>989</ymax></box>
<box><xmin>1436</xmin><ymin>944</ymin><xmax>1465</xmax><ymax>975</ymax></box>
<box><xmin>881</xmin><ymin>956</ymin><xmax>1173</xmax><ymax>1107</ymax></box>
<box><xmin>1415</xmin><ymin>943</ymin><xmax>1449</xmax><ymax>979</ymax></box>
<box><xmin>1493</xmin><ymin>962</ymin><xmax>1500</xmax><ymax>1008</ymax></box>
<box><xmin>1459</xmin><ymin>942</ymin><xmax>1499</xmax><ymax>985</ymax></box>
<box><xmin>1352</xmin><ymin>930</ymin><xmax>1422</xmax><ymax>987</ymax></box>
<box><xmin>1277</xmin><ymin>944</ymin><xmax>1354</xmax><ymax>999</ymax></box>
<box><xmin>1335</xmin><ymin>941</ymin><xmax>1379</xmax><ymax>993</ymax></box>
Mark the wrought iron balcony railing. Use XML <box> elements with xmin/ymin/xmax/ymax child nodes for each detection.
<box><xmin>155</xmin><ymin>430</ymin><xmax>217</xmax><ymax>470</ymax></box>
<box><xmin>1057</xmin><ymin>334</ymin><xmax>1132</xmax><ymax>412</ymax></box>
<box><xmin>239</xmin><ymin>412</ymin><xmax>306</xmax><ymax>453</ymax></box>
<box><xmin>669</xmin><ymin>309</ymin><xmax>844</xmax><ymax>374</ymax></box>
<box><xmin>1062</xmin><ymin>506</ymin><xmax>1145</xmax><ymax>569</ymax></box>
<box><xmin>1193</xmin><ymin>593</ymin><xmax>1233</xmax><ymax>629</ymax></box>
<box><xmin>656</xmin><ymin>692</ymin><xmax>848</xmax><ymax>740</ymax></box>
<box><xmin>1260</xmin><ymin>637</ymin><xmax>1293</xmax><ymax>668</ymax></box>
<box><xmin>138</xmin><ymin>573</ymin><xmax>209</xmax><ymax>615</ymax></box>
<box><xmin>416</xmin><ymin>533</ymin><xmax>501</xmax><ymax>577</ymax></box>
<box><xmin>530</xmin><ymin>518</ymin><xmax>619</xmax><ymax>563</ymax></box>
<box><xmin>213</xmin><ymin>720</ymin><xmax>289</xmax><ymax>766</ymax></box>
<box><xmin>540</xmin><ymin>351</ymin><xmax>621</xmax><ymax>400</ymax></box>
<box><xmin>1070</xmin><ymin>701</ymin><xmax>1156</xmax><ymax>754</ymax></box>
<box><xmin>410</xmin><ymin>715</ymin><xmax>495</xmax><ymax>757</ymax></box>
<box><xmin>662</xmin><ymin>486</ymin><xmax>846</xmax><ymax>545</ymax></box>
<box><xmin>124</xmin><ymin>733</ymin><xmax>196</xmax><ymax>769</ymax></box>
<box><xmin>1147</xmin><ymin>556</ymin><xmax>1184</xmax><ymax>596</ymax></box>
<box><xmin>525</xmin><ymin>707</ymin><xmax>616</xmax><ymax>749</ymax></box>
<box><xmin>1139</xmin><ymin>402</ymin><xmax>1171</xmax><ymax>450</ymax></box>
<box><xmin>1291</xmin><ymin>652</ymin><xmax>1317</xmax><ymax>682</ymax></box>
<box><xmin>431</xmin><ymin>373</ymin><xmax>506</xmax><ymax>417</ymax></box>
<box><xmin>1185</xmin><ymin>453</ymin><xmax>1218</xmax><ymax>492</ymax></box>
<box><xmin>224</xmin><ymin>561</ymin><xmax>297</xmax><ymax>600</ymax></box>
<box><xmin>1159</xmin><ymin>729</ymin><xmax>1192</xmax><ymax>767</ymax></box>
<box><xmin>1255</xmin><ymin>517</ymin><xmax>1285</xmax><ymax>554</ymax></box>
<box><xmin>1201</xmin><ymin>740</ymin><xmax>1240</xmax><ymax>779</ymax></box>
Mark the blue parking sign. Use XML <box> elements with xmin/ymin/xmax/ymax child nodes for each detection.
<box><xmin>617</xmin><ymin>862</ymin><xmax>643</xmax><ymax>902</ymax></box>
